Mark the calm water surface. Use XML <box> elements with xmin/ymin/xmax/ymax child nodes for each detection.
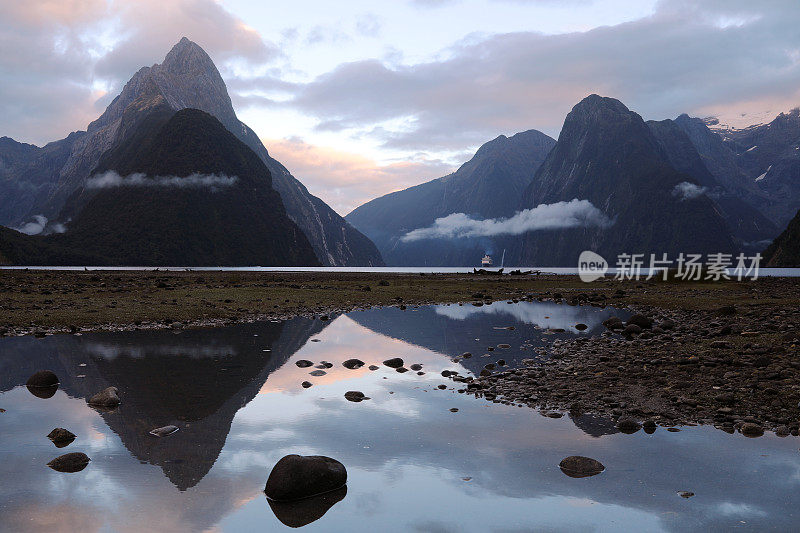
<box><xmin>0</xmin><ymin>302</ymin><xmax>798</xmax><ymax>532</ymax></box>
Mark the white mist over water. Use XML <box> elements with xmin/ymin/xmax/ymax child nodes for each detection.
<box><xmin>401</xmin><ymin>199</ymin><xmax>613</xmax><ymax>242</ymax></box>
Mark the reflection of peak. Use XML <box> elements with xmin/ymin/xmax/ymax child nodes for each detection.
<box><xmin>0</xmin><ymin>317</ymin><xmax>331</xmax><ymax>491</ymax></box>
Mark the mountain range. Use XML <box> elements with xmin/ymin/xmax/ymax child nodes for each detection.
<box><xmin>347</xmin><ymin>95</ymin><xmax>800</xmax><ymax>267</ymax></box>
<box><xmin>0</xmin><ymin>38</ymin><xmax>383</xmax><ymax>267</ymax></box>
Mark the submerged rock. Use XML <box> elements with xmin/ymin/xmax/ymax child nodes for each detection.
<box><xmin>88</xmin><ymin>387</ymin><xmax>120</xmax><ymax>408</ymax></box>
<box><xmin>264</xmin><ymin>455</ymin><xmax>347</xmax><ymax>501</ymax></box>
<box><xmin>47</xmin><ymin>428</ymin><xmax>76</xmax><ymax>448</ymax></box>
<box><xmin>149</xmin><ymin>425</ymin><xmax>179</xmax><ymax>437</ymax></box>
<box><xmin>309</xmin><ymin>370</ymin><xmax>327</xmax><ymax>377</ymax></box>
<box><xmin>267</xmin><ymin>485</ymin><xmax>347</xmax><ymax>528</ymax></box>
<box><xmin>344</xmin><ymin>391</ymin><xmax>369</xmax><ymax>402</ymax></box>
<box><xmin>383</xmin><ymin>357</ymin><xmax>404</xmax><ymax>368</ymax></box>
<box><xmin>47</xmin><ymin>452</ymin><xmax>90</xmax><ymax>473</ymax></box>
<box><xmin>559</xmin><ymin>456</ymin><xmax>605</xmax><ymax>478</ymax></box>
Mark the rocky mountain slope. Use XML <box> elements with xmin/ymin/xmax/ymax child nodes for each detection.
<box><xmin>0</xmin><ymin>38</ymin><xmax>382</xmax><ymax>266</ymax></box>
<box><xmin>346</xmin><ymin>130</ymin><xmax>555</xmax><ymax>265</ymax></box>
<box><xmin>1</xmin><ymin>108</ymin><xmax>320</xmax><ymax>266</ymax></box>
<box><xmin>763</xmin><ymin>207</ymin><xmax>800</xmax><ymax>266</ymax></box>
<box><xmin>512</xmin><ymin>95</ymin><xmax>737</xmax><ymax>265</ymax></box>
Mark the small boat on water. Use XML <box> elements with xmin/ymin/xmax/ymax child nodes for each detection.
<box><xmin>481</xmin><ymin>254</ymin><xmax>493</xmax><ymax>267</ymax></box>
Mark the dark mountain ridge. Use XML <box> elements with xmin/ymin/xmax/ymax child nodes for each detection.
<box><xmin>2</xmin><ymin>108</ymin><xmax>320</xmax><ymax>266</ymax></box>
<box><xmin>346</xmin><ymin>129</ymin><xmax>556</xmax><ymax>265</ymax></box>
<box><xmin>0</xmin><ymin>38</ymin><xmax>382</xmax><ymax>266</ymax></box>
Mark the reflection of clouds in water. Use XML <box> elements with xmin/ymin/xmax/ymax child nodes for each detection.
<box><xmin>716</xmin><ymin>502</ymin><xmax>767</xmax><ymax>517</ymax></box>
<box><xmin>84</xmin><ymin>342</ymin><xmax>237</xmax><ymax>360</ymax></box>
<box><xmin>434</xmin><ymin>301</ymin><xmax>615</xmax><ymax>330</ymax></box>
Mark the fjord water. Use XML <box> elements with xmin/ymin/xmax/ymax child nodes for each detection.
<box><xmin>0</xmin><ymin>302</ymin><xmax>798</xmax><ymax>532</ymax></box>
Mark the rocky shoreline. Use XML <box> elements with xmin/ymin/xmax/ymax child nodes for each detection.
<box><xmin>456</xmin><ymin>296</ymin><xmax>800</xmax><ymax>435</ymax></box>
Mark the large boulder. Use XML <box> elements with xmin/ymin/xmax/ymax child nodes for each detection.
<box><xmin>47</xmin><ymin>452</ymin><xmax>90</xmax><ymax>473</ymax></box>
<box><xmin>26</xmin><ymin>370</ymin><xmax>59</xmax><ymax>388</ymax></box>
<box><xmin>627</xmin><ymin>314</ymin><xmax>653</xmax><ymax>329</ymax></box>
<box><xmin>265</xmin><ymin>455</ymin><xmax>347</xmax><ymax>501</ymax></box>
<box><xmin>88</xmin><ymin>387</ymin><xmax>120</xmax><ymax>408</ymax></box>
<box><xmin>559</xmin><ymin>456</ymin><xmax>605</xmax><ymax>478</ymax></box>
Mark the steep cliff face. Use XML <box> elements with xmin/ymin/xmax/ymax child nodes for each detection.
<box><xmin>346</xmin><ymin>129</ymin><xmax>555</xmax><ymax>266</ymax></box>
<box><xmin>676</xmin><ymin>111</ymin><xmax>800</xmax><ymax>232</ymax></box>
<box><xmin>513</xmin><ymin>95</ymin><xmax>736</xmax><ymax>265</ymax></box>
<box><xmin>0</xmin><ymin>38</ymin><xmax>382</xmax><ymax>266</ymax></box>
<box><xmin>647</xmin><ymin>118</ymin><xmax>778</xmax><ymax>244</ymax></box>
<box><xmin>763</xmin><ymin>207</ymin><xmax>800</xmax><ymax>266</ymax></box>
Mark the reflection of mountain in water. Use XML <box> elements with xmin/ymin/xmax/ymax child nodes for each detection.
<box><xmin>349</xmin><ymin>302</ymin><xmax>626</xmax><ymax>375</ymax></box>
<box><xmin>0</xmin><ymin>318</ymin><xmax>328</xmax><ymax>490</ymax></box>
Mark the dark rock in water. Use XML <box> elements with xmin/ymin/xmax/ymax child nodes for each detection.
<box><xmin>264</xmin><ymin>455</ymin><xmax>347</xmax><ymax>501</ymax></box>
<box><xmin>296</xmin><ymin>360</ymin><xmax>314</xmax><ymax>368</ymax></box>
<box><xmin>559</xmin><ymin>456</ymin><xmax>605</xmax><ymax>478</ymax></box>
<box><xmin>26</xmin><ymin>370</ymin><xmax>59</xmax><ymax>388</ymax></box>
<box><xmin>309</xmin><ymin>370</ymin><xmax>327</xmax><ymax>377</ymax></box>
<box><xmin>88</xmin><ymin>387</ymin><xmax>120</xmax><ymax>408</ymax></box>
<box><xmin>47</xmin><ymin>452</ymin><xmax>90</xmax><ymax>473</ymax></box>
<box><xmin>301</xmin><ymin>381</ymin><xmax>313</xmax><ymax>389</ymax></box>
<box><xmin>27</xmin><ymin>384</ymin><xmax>58</xmax><ymax>399</ymax></box>
<box><xmin>396</xmin><ymin>367</ymin><xmax>409</xmax><ymax>373</ymax></box>
<box><xmin>368</xmin><ymin>365</ymin><xmax>379</xmax><ymax>371</ymax></box>
<box><xmin>344</xmin><ymin>391</ymin><xmax>369</xmax><ymax>402</ymax></box>
<box><xmin>450</xmin><ymin>408</ymin><xmax>459</xmax><ymax>412</ymax></box>
<box><xmin>740</xmin><ymin>423</ymin><xmax>764</xmax><ymax>437</ymax></box>
<box><xmin>616</xmin><ymin>418</ymin><xmax>642</xmax><ymax>433</ymax></box>
<box><xmin>47</xmin><ymin>428</ymin><xmax>76</xmax><ymax>447</ymax></box>
<box><xmin>627</xmin><ymin>314</ymin><xmax>653</xmax><ymax>329</ymax></box>
<box><xmin>497</xmin><ymin>343</ymin><xmax>511</xmax><ymax>349</ymax></box>
<box><xmin>342</xmin><ymin>359</ymin><xmax>365</xmax><ymax>369</ymax></box>
<box><xmin>643</xmin><ymin>420</ymin><xmax>657</xmax><ymax>431</ymax></box>
<box><xmin>678</xmin><ymin>491</ymin><xmax>695</xmax><ymax>499</ymax></box>
<box><xmin>575</xmin><ymin>323</ymin><xmax>588</xmax><ymax>331</ymax></box>
<box><xmin>623</xmin><ymin>324</ymin><xmax>642</xmax><ymax>336</ymax></box>
<box><xmin>409</xmin><ymin>364</ymin><xmax>423</xmax><ymax>371</ymax></box>
<box><xmin>149</xmin><ymin>425</ymin><xmax>179</xmax><ymax>437</ymax></box>
<box><xmin>268</xmin><ymin>485</ymin><xmax>347</xmax><ymax>528</ymax></box>
<box><xmin>383</xmin><ymin>357</ymin><xmax>404</xmax><ymax>368</ymax></box>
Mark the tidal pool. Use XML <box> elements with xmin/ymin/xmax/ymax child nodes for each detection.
<box><xmin>0</xmin><ymin>301</ymin><xmax>798</xmax><ymax>532</ymax></box>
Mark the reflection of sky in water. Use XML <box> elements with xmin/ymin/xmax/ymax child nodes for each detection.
<box><xmin>0</xmin><ymin>304</ymin><xmax>798</xmax><ymax>532</ymax></box>
<box><xmin>434</xmin><ymin>300</ymin><xmax>620</xmax><ymax>331</ymax></box>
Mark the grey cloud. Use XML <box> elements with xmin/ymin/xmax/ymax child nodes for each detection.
<box><xmin>401</xmin><ymin>199</ymin><xmax>612</xmax><ymax>242</ymax></box>
<box><xmin>286</xmin><ymin>0</ymin><xmax>800</xmax><ymax>150</ymax></box>
<box><xmin>0</xmin><ymin>0</ymin><xmax>280</xmax><ymax>146</ymax></box>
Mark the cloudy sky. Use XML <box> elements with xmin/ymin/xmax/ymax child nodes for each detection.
<box><xmin>2</xmin><ymin>0</ymin><xmax>799</xmax><ymax>214</ymax></box>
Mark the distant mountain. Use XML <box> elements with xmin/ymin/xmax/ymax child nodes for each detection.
<box><xmin>647</xmin><ymin>118</ymin><xmax>778</xmax><ymax>243</ymax></box>
<box><xmin>346</xmin><ymin>130</ymin><xmax>556</xmax><ymax>265</ymax></box>
<box><xmin>1</xmin><ymin>108</ymin><xmax>320</xmax><ymax>266</ymax></box>
<box><xmin>675</xmin><ymin>110</ymin><xmax>800</xmax><ymax>232</ymax></box>
<box><xmin>763</xmin><ymin>207</ymin><xmax>800</xmax><ymax>266</ymax></box>
<box><xmin>0</xmin><ymin>38</ymin><xmax>382</xmax><ymax>266</ymax></box>
<box><xmin>511</xmin><ymin>95</ymin><xmax>736</xmax><ymax>265</ymax></box>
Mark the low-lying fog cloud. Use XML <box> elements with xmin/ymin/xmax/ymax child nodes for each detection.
<box><xmin>401</xmin><ymin>199</ymin><xmax>612</xmax><ymax>242</ymax></box>
<box><xmin>86</xmin><ymin>171</ymin><xmax>239</xmax><ymax>190</ymax></box>
<box><xmin>14</xmin><ymin>215</ymin><xmax>66</xmax><ymax>236</ymax></box>
<box><xmin>672</xmin><ymin>181</ymin><xmax>707</xmax><ymax>200</ymax></box>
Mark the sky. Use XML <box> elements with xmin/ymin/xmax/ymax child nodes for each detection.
<box><xmin>1</xmin><ymin>0</ymin><xmax>799</xmax><ymax>214</ymax></box>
